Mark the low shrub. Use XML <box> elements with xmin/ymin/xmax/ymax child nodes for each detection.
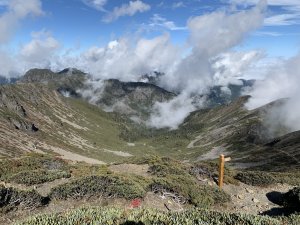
<box><xmin>50</xmin><ymin>175</ymin><xmax>150</xmax><ymax>200</ymax></box>
<box><xmin>69</xmin><ymin>163</ymin><xmax>111</xmax><ymax>177</ymax></box>
<box><xmin>0</xmin><ymin>153</ymin><xmax>70</xmax><ymax>184</ymax></box>
<box><xmin>270</xmin><ymin>172</ymin><xmax>300</xmax><ymax>186</ymax></box>
<box><xmin>16</xmin><ymin>207</ymin><xmax>299</xmax><ymax>225</ymax></box>
<box><xmin>148</xmin><ymin>157</ymin><xmax>188</xmax><ymax>177</ymax></box>
<box><xmin>123</xmin><ymin>156</ymin><xmax>231</xmax><ymax>207</ymax></box>
<box><xmin>235</xmin><ymin>171</ymin><xmax>276</xmax><ymax>186</ymax></box>
<box><xmin>0</xmin><ymin>185</ymin><xmax>49</xmax><ymax>213</ymax></box>
<box><xmin>151</xmin><ymin>175</ymin><xmax>230</xmax><ymax>208</ymax></box>
<box><xmin>9</xmin><ymin>169</ymin><xmax>71</xmax><ymax>186</ymax></box>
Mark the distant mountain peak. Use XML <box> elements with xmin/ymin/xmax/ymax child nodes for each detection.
<box><xmin>58</xmin><ymin>68</ymin><xmax>86</xmax><ymax>75</ymax></box>
<box><xmin>138</xmin><ymin>71</ymin><xmax>164</xmax><ymax>85</ymax></box>
<box><xmin>20</xmin><ymin>68</ymin><xmax>57</xmax><ymax>83</ymax></box>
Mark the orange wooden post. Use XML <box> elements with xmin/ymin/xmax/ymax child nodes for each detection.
<box><xmin>218</xmin><ymin>154</ymin><xmax>225</xmax><ymax>189</ymax></box>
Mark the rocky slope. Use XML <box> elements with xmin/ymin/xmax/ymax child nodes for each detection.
<box><xmin>90</xmin><ymin>79</ymin><xmax>176</xmax><ymax>118</ymax></box>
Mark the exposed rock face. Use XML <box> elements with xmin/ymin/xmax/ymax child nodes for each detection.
<box><xmin>0</xmin><ymin>85</ymin><xmax>40</xmax><ymax>132</ymax></box>
<box><xmin>93</xmin><ymin>79</ymin><xmax>176</xmax><ymax>117</ymax></box>
<box><xmin>18</xmin><ymin>68</ymin><xmax>88</xmax><ymax>98</ymax></box>
<box><xmin>20</xmin><ymin>69</ymin><xmax>58</xmax><ymax>83</ymax></box>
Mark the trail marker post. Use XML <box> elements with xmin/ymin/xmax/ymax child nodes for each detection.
<box><xmin>218</xmin><ymin>154</ymin><xmax>231</xmax><ymax>189</ymax></box>
<box><xmin>218</xmin><ymin>154</ymin><xmax>225</xmax><ymax>189</ymax></box>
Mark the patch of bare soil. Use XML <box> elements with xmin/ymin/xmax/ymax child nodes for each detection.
<box><xmin>109</xmin><ymin>164</ymin><xmax>150</xmax><ymax>177</ymax></box>
<box><xmin>221</xmin><ymin>182</ymin><xmax>294</xmax><ymax>215</ymax></box>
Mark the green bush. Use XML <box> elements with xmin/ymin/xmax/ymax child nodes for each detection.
<box><xmin>148</xmin><ymin>157</ymin><xmax>188</xmax><ymax>177</ymax></box>
<box><xmin>9</xmin><ymin>169</ymin><xmax>71</xmax><ymax>186</ymax></box>
<box><xmin>50</xmin><ymin>175</ymin><xmax>150</xmax><ymax>200</ymax></box>
<box><xmin>151</xmin><ymin>175</ymin><xmax>230</xmax><ymax>208</ymax></box>
<box><xmin>16</xmin><ymin>207</ymin><xmax>299</xmax><ymax>225</ymax></box>
<box><xmin>0</xmin><ymin>185</ymin><xmax>49</xmax><ymax>213</ymax></box>
<box><xmin>235</xmin><ymin>171</ymin><xmax>276</xmax><ymax>186</ymax></box>
<box><xmin>270</xmin><ymin>172</ymin><xmax>300</xmax><ymax>186</ymax></box>
<box><xmin>0</xmin><ymin>153</ymin><xmax>69</xmax><ymax>183</ymax></box>
<box><xmin>282</xmin><ymin>187</ymin><xmax>300</xmax><ymax>211</ymax></box>
<box><xmin>123</xmin><ymin>156</ymin><xmax>231</xmax><ymax>208</ymax></box>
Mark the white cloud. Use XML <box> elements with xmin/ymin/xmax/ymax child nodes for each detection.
<box><xmin>82</xmin><ymin>0</ymin><xmax>107</xmax><ymax>11</ymax></box>
<box><xmin>230</xmin><ymin>0</ymin><xmax>300</xmax><ymax>7</ymax></box>
<box><xmin>0</xmin><ymin>50</ymin><xmax>21</xmax><ymax>77</ymax></box>
<box><xmin>146</xmin><ymin>1</ymin><xmax>266</xmax><ymax>129</ymax></box>
<box><xmin>230</xmin><ymin>0</ymin><xmax>300</xmax><ymax>26</ymax></box>
<box><xmin>172</xmin><ymin>1</ymin><xmax>185</xmax><ymax>9</ymax></box>
<box><xmin>159</xmin><ymin>0</ymin><xmax>266</xmax><ymax>94</ymax></box>
<box><xmin>212</xmin><ymin>50</ymin><xmax>264</xmax><ymax>86</ymax></box>
<box><xmin>0</xmin><ymin>0</ymin><xmax>44</xmax><ymax>43</ymax></box>
<box><xmin>264</xmin><ymin>13</ymin><xmax>300</xmax><ymax>26</ymax></box>
<box><xmin>103</xmin><ymin>0</ymin><xmax>150</xmax><ymax>23</ymax></box>
<box><xmin>245</xmin><ymin>53</ymin><xmax>300</xmax><ymax>133</ymax></box>
<box><xmin>254</xmin><ymin>31</ymin><xmax>282</xmax><ymax>36</ymax></box>
<box><xmin>149</xmin><ymin>14</ymin><xmax>187</xmax><ymax>31</ymax></box>
<box><xmin>75</xmin><ymin>34</ymin><xmax>179</xmax><ymax>81</ymax></box>
<box><xmin>20</xmin><ymin>30</ymin><xmax>60</xmax><ymax>68</ymax></box>
<box><xmin>147</xmin><ymin>92</ymin><xmax>197</xmax><ymax>129</ymax></box>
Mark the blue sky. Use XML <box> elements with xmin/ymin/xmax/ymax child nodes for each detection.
<box><xmin>5</xmin><ymin>0</ymin><xmax>300</xmax><ymax>57</ymax></box>
<box><xmin>0</xmin><ymin>0</ymin><xmax>300</xmax><ymax>80</ymax></box>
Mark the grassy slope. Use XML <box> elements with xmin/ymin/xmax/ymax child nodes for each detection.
<box><xmin>1</xmin><ymin>83</ymin><xmax>299</xmax><ymax>171</ymax></box>
<box><xmin>0</xmin><ymin>83</ymin><xmax>155</xmax><ymax>162</ymax></box>
<box><xmin>120</xmin><ymin>96</ymin><xmax>300</xmax><ymax>172</ymax></box>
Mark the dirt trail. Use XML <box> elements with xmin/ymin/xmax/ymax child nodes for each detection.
<box><xmin>187</xmin><ymin>134</ymin><xmax>202</xmax><ymax>148</ymax></box>
<box><xmin>39</xmin><ymin>143</ymin><xmax>105</xmax><ymax>164</ymax></box>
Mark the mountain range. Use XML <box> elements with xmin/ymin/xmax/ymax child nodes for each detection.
<box><xmin>0</xmin><ymin>68</ymin><xmax>298</xmax><ymax>172</ymax></box>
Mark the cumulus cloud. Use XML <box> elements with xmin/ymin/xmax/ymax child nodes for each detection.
<box><xmin>160</xmin><ymin>0</ymin><xmax>266</xmax><ymax>94</ymax></box>
<box><xmin>0</xmin><ymin>50</ymin><xmax>21</xmax><ymax>78</ymax></box>
<box><xmin>245</xmin><ymin>53</ymin><xmax>300</xmax><ymax>133</ymax></box>
<box><xmin>0</xmin><ymin>0</ymin><xmax>44</xmax><ymax>77</ymax></box>
<box><xmin>0</xmin><ymin>0</ymin><xmax>44</xmax><ymax>43</ymax></box>
<box><xmin>20</xmin><ymin>30</ymin><xmax>60</xmax><ymax>67</ymax></box>
<box><xmin>212</xmin><ymin>50</ymin><xmax>264</xmax><ymax>86</ymax></box>
<box><xmin>147</xmin><ymin>92</ymin><xmax>198</xmax><ymax>129</ymax></box>
<box><xmin>82</xmin><ymin>0</ymin><xmax>107</xmax><ymax>11</ymax></box>
<box><xmin>103</xmin><ymin>0</ymin><xmax>150</xmax><ymax>23</ymax></box>
<box><xmin>70</xmin><ymin>33</ymin><xmax>179</xmax><ymax>81</ymax></box>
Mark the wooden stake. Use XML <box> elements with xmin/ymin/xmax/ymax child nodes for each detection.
<box><xmin>218</xmin><ymin>154</ymin><xmax>225</xmax><ymax>189</ymax></box>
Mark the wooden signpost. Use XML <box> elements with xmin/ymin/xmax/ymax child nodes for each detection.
<box><xmin>218</xmin><ymin>154</ymin><xmax>225</xmax><ymax>189</ymax></box>
<box><xmin>218</xmin><ymin>154</ymin><xmax>231</xmax><ymax>189</ymax></box>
